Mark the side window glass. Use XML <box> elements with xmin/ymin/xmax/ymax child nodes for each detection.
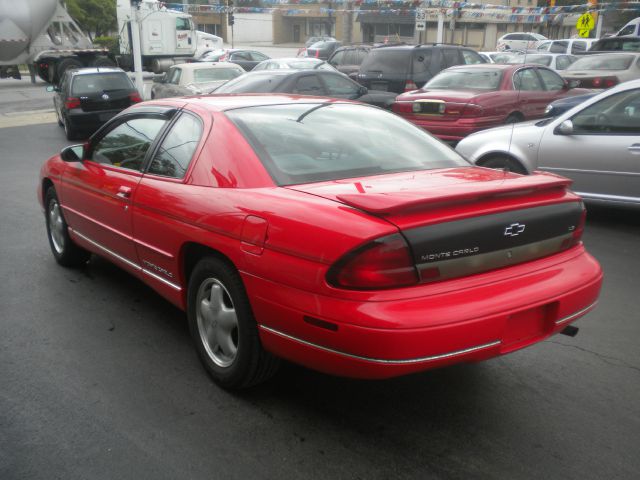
<box><xmin>148</xmin><ymin>113</ymin><xmax>202</xmax><ymax>178</ymax></box>
<box><xmin>571</xmin><ymin>41</ymin><xmax>586</xmax><ymax>53</ymax></box>
<box><xmin>293</xmin><ymin>75</ymin><xmax>324</xmax><ymax>95</ymax></box>
<box><xmin>538</xmin><ymin>68</ymin><xmax>564</xmax><ymax>90</ymax></box>
<box><xmin>412</xmin><ymin>50</ymin><xmax>432</xmax><ymax>73</ymax></box>
<box><xmin>91</xmin><ymin>118</ymin><xmax>167</xmax><ymax>170</ymax></box>
<box><xmin>176</xmin><ymin>18</ymin><xmax>190</xmax><ymax>31</ymax></box>
<box><xmin>571</xmin><ymin>89</ymin><xmax>640</xmax><ymax>135</ymax></box>
<box><xmin>619</xmin><ymin>25</ymin><xmax>636</xmax><ymax>36</ymax></box>
<box><xmin>513</xmin><ymin>68</ymin><xmax>543</xmax><ymax>91</ymax></box>
<box><xmin>322</xmin><ymin>74</ymin><xmax>359</xmax><ymax>96</ymax></box>
<box><xmin>355</xmin><ymin>50</ymin><xmax>368</xmax><ymax>64</ymax></box>
<box><xmin>442</xmin><ymin>49</ymin><xmax>461</xmax><ymax>68</ymax></box>
<box><xmin>537</xmin><ymin>41</ymin><xmax>551</xmax><ymax>52</ymax></box>
<box><xmin>344</xmin><ymin>50</ymin><xmax>357</xmax><ymax>65</ymax></box>
<box><xmin>330</xmin><ymin>50</ymin><xmax>345</xmax><ymax>66</ymax></box>
<box><xmin>550</xmin><ymin>41</ymin><xmax>568</xmax><ymax>53</ymax></box>
<box><xmin>250</xmin><ymin>52</ymin><xmax>268</xmax><ymax>61</ymax></box>
<box><xmin>461</xmin><ymin>50</ymin><xmax>484</xmax><ymax>65</ymax></box>
<box><xmin>168</xmin><ymin>68</ymin><xmax>181</xmax><ymax>85</ymax></box>
<box><xmin>556</xmin><ymin>56</ymin><xmax>572</xmax><ymax>70</ymax></box>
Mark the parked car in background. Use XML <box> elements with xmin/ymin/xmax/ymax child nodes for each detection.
<box><xmin>497</xmin><ymin>32</ymin><xmax>547</xmax><ymax>51</ymax></box>
<box><xmin>616</xmin><ymin>17</ymin><xmax>640</xmax><ymax>36</ymax></box>
<box><xmin>38</xmin><ymin>95</ymin><xmax>602</xmax><ymax>389</ymax></box>
<box><xmin>48</xmin><ymin>67</ymin><xmax>141</xmax><ymax>140</ymax></box>
<box><xmin>392</xmin><ymin>64</ymin><xmax>588</xmax><ymax>144</ymax></box>
<box><xmin>536</xmin><ymin>38</ymin><xmax>596</xmax><ymax>55</ymax></box>
<box><xmin>199</xmin><ymin>49</ymin><xmax>270</xmax><ymax>71</ymax></box>
<box><xmin>590</xmin><ymin>36</ymin><xmax>640</xmax><ymax>52</ymax></box>
<box><xmin>305</xmin><ymin>40</ymin><xmax>342</xmax><ymax>60</ymax></box>
<box><xmin>358</xmin><ymin>44</ymin><xmax>486</xmax><ymax>94</ymax></box>
<box><xmin>252</xmin><ymin>57</ymin><xmax>336</xmax><ymax>72</ymax></box>
<box><xmin>297</xmin><ymin>36</ymin><xmax>337</xmax><ymax>57</ymax></box>
<box><xmin>509</xmin><ymin>53</ymin><xmax>578</xmax><ymax>71</ymax></box>
<box><xmin>544</xmin><ymin>92</ymin><xmax>597</xmax><ymax>117</ymax></box>
<box><xmin>212</xmin><ymin>70</ymin><xmax>398</xmax><ymax>109</ymax></box>
<box><xmin>479</xmin><ymin>51</ymin><xmax>524</xmax><ymax>64</ymax></box>
<box><xmin>560</xmin><ymin>52</ymin><xmax>640</xmax><ymax>88</ymax></box>
<box><xmin>328</xmin><ymin>44</ymin><xmax>372</xmax><ymax>78</ymax></box>
<box><xmin>151</xmin><ymin>63</ymin><xmax>245</xmax><ymax>99</ymax></box>
<box><xmin>456</xmin><ymin>79</ymin><xmax>640</xmax><ymax>208</ymax></box>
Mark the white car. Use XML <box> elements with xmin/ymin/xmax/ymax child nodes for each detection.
<box><xmin>536</xmin><ymin>38</ymin><xmax>596</xmax><ymax>55</ymax></box>
<box><xmin>511</xmin><ymin>53</ymin><xmax>578</xmax><ymax>71</ymax></box>
<box><xmin>497</xmin><ymin>32</ymin><xmax>547</xmax><ymax>51</ymax></box>
<box><xmin>455</xmin><ymin>79</ymin><xmax>640</xmax><ymax>208</ymax></box>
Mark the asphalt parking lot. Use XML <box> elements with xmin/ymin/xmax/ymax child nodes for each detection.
<box><xmin>0</xmin><ymin>85</ymin><xmax>639</xmax><ymax>479</ymax></box>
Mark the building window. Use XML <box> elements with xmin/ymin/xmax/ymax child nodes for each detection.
<box><xmin>197</xmin><ymin>23</ymin><xmax>220</xmax><ymax>36</ymax></box>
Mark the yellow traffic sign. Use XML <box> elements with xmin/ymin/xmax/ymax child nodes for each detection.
<box><xmin>576</xmin><ymin>12</ymin><xmax>595</xmax><ymax>32</ymax></box>
<box><xmin>578</xmin><ymin>28</ymin><xmax>591</xmax><ymax>38</ymax></box>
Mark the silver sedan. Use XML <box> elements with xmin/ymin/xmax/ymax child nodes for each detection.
<box><xmin>455</xmin><ymin>79</ymin><xmax>640</xmax><ymax>208</ymax></box>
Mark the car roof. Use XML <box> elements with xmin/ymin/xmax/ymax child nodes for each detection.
<box><xmin>143</xmin><ymin>94</ymin><xmax>359</xmax><ymax>113</ymax></box>
<box><xmin>447</xmin><ymin>63</ymin><xmax>514</xmax><ymax>71</ymax></box>
<box><xmin>68</xmin><ymin>67</ymin><xmax>126</xmax><ymax>76</ymax></box>
<box><xmin>173</xmin><ymin>62</ymin><xmax>243</xmax><ymax>70</ymax></box>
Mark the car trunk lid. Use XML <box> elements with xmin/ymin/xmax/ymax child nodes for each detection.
<box><xmin>287</xmin><ymin>168</ymin><xmax>584</xmax><ymax>283</ymax></box>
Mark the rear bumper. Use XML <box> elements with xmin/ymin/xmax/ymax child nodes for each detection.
<box><xmin>246</xmin><ymin>246</ymin><xmax>602</xmax><ymax>379</ymax></box>
<box><xmin>66</xmin><ymin>108</ymin><xmax>121</xmax><ymax>132</ymax></box>
<box><xmin>407</xmin><ymin>115</ymin><xmax>505</xmax><ymax>142</ymax></box>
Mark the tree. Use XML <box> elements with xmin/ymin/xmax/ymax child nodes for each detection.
<box><xmin>64</xmin><ymin>0</ymin><xmax>117</xmax><ymax>41</ymax></box>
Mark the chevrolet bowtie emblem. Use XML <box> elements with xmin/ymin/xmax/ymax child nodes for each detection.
<box><xmin>504</xmin><ymin>223</ymin><xmax>526</xmax><ymax>237</ymax></box>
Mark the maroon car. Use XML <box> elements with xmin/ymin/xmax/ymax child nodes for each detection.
<box><xmin>392</xmin><ymin>64</ymin><xmax>590</xmax><ymax>144</ymax></box>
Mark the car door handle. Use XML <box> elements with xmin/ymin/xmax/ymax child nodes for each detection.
<box><xmin>116</xmin><ymin>186</ymin><xmax>132</xmax><ymax>198</ymax></box>
<box><xmin>628</xmin><ymin>144</ymin><xmax>640</xmax><ymax>154</ymax></box>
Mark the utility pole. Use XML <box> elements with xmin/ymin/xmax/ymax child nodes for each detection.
<box><xmin>227</xmin><ymin>0</ymin><xmax>235</xmax><ymax>48</ymax></box>
<box><xmin>129</xmin><ymin>0</ymin><xmax>144</xmax><ymax>97</ymax></box>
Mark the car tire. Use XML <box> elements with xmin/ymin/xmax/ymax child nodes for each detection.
<box><xmin>55</xmin><ymin>107</ymin><xmax>63</xmax><ymax>126</ymax></box>
<box><xmin>187</xmin><ymin>256</ymin><xmax>280</xmax><ymax>389</ymax></box>
<box><xmin>55</xmin><ymin>58</ymin><xmax>84</xmax><ymax>82</ymax></box>
<box><xmin>480</xmin><ymin>155</ymin><xmax>528</xmax><ymax>175</ymax></box>
<box><xmin>89</xmin><ymin>56</ymin><xmax>116</xmax><ymax>68</ymax></box>
<box><xmin>505</xmin><ymin>113</ymin><xmax>523</xmax><ymax>124</ymax></box>
<box><xmin>63</xmin><ymin>116</ymin><xmax>78</xmax><ymax>140</ymax></box>
<box><xmin>45</xmin><ymin>187</ymin><xmax>91</xmax><ymax>267</ymax></box>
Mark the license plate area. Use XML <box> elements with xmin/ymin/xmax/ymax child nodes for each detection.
<box><xmin>501</xmin><ymin>302</ymin><xmax>557</xmax><ymax>350</ymax></box>
<box><xmin>416</xmin><ymin>101</ymin><xmax>444</xmax><ymax>114</ymax></box>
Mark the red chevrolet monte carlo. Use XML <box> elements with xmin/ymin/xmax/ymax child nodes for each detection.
<box><xmin>392</xmin><ymin>64</ymin><xmax>590</xmax><ymax>144</ymax></box>
<box><xmin>38</xmin><ymin>95</ymin><xmax>602</xmax><ymax>389</ymax></box>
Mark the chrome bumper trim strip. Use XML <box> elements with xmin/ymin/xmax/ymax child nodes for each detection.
<box><xmin>258</xmin><ymin>325</ymin><xmax>501</xmax><ymax>365</ymax></box>
<box><xmin>555</xmin><ymin>301</ymin><xmax>598</xmax><ymax>325</ymax></box>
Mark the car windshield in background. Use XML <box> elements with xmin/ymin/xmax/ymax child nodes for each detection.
<box><xmin>214</xmin><ymin>74</ymin><xmax>284</xmax><ymax>93</ymax></box>
<box><xmin>226</xmin><ymin>103</ymin><xmax>469</xmax><ymax>185</ymax></box>
<box><xmin>285</xmin><ymin>60</ymin><xmax>333</xmax><ymax>70</ymax></box>
<box><xmin>425</xmin><ymin>69</ymin><xmax>502</xmax><ymax>90</ymax></box>
<box><xmin>360</xmin><ymin>49</ymin><xmax>411</xmax><ymax>73</ymax></box>
<box><xmin>568</xmin><ymin>55</ymin><xmax>634</xmax><ymax>71</ymax></box>
<box><xmin>201</xmin><ymin>51</ymin><xmax>226</xmax><ymax>61</ymax></box>
<box><xmin>71</xmin><ymin>73</ymin><xmax>133</xmax><ymax>95</ymax></box>
<box><xmin>522</xmin><ymin>54</ymin><xmax>553</xmax><ymax>66</ymax></box>
<box><xmin>591</xmin><ymin>38</ymin><xmax>640</xmax><ymax>51</ymax></box>
<box><xmin>193</xmin><ymin>68</ymin><xmax>242</xmax><ymax>82</ymax></box>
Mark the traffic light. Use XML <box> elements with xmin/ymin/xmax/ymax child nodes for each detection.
<box><xmin>227</xmin><ymin>0</ymin><xmax>234</xmax><ymax>26</ymax></box>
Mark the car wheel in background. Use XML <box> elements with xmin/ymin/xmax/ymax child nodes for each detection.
<box><xmin>187</xmin><ymin>256</ymin><xmax>280</xmax><ymax>389</ymax></box>
<box><xmin>89</xmin><ymin>56</ymin><xmax>116</xmax><ymax>68</ymax></box>
<box><xmin>45</xmin><ymin>187</ymin><xmax>91</xmax><ymax>267</ymax></box>
<box><xmin>63</xmin><ymin>116</ymin><xmax>78</xmax><ymax>140</ymax></box>
<box><xmin>505</xmin><ymin>113</ymin><xmax>523</xmax><ymax>124</ymax></box>
<box><xmin>480</xmin><ymin>155</ymin><xmax>528</xmax><ymax>175</ymax></box>
<box><xmin>55</xmin><ymin>58</ymin><xmax>83</xmax><ymax>83</ymax></box>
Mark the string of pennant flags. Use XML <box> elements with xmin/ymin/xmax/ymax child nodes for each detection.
<box><xmin>163</xmin><ymin>1</ymin><xmax>640</xmax><ymax>20</ymax></box>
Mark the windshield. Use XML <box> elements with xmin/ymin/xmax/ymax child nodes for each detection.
<box><xmin>193</xmin><ymin>68</ymin><xmax>242</xmax><ymax>83</ymax></box>
<box><xmin>226</xmin><ymin>103</ymin><xmax>469</xmax><ymax>186</ymax></box>
<box><xmin>425</xmin><ymin>69</ymin><xmax>502</xmax><ymax>90</ymax></box>
<box><xmin>568</xmin><ymin>55</ymin><xmax>634</xmax><ymax>71</ymax></box>
<box><xmin>214</xmin><ymin>74</ymin><xmax>283</xmax><ymax>93</ymax></box>
<box><xmin>360</xmin><ymin>49</ymin><xmax>411</xmax><ymax>74</ymax></box>
<box><xmin>591</xmin><ymin>38</ymin><xmax>640</xmax><ymax>51</ymax></box>
<box><xmin>71</xmin><ymin>73</ymin><xmax>133</xmax><ymax>95</ymax></box>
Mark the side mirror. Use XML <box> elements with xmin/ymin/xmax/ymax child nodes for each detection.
<box><xmin>46</xmin><ymin>85</ymin><xmax>59</xmax><ymax>92</ymax></box>
<box><xmin>555</xmin><ymin>119</ymin><xmax>574</xmax><ymax>135</ymax></box>
<box><xmin>567</xmin><ymin>80</ymin><xmax>580</xmax><ymax>89</ymax></box>
<box><xmin>60</xmin><ymin>144</ymin><xmax>84</xmax><ymax>162</ymax></box>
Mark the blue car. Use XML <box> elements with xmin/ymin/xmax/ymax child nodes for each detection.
<box><xmin>544</xmin><ymin>92</ymin><xmax>597</xmax><ymax>117</ymax></box>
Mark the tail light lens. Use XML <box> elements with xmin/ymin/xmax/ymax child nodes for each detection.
<box><xmin>129</xmin><ymin>92</ymin><xmax>142</xmax><ymax>103</ymax></box>
<box><xmin>65</xmin><ymin>97</ymin><xmax>81</xmax><ymax>109</ymax></box>
<box><xmin>327</xmin><ymin>233</ymin><xmax>418</xmax><ymax>290</ymax></box>
<box><xmin>461</xmin><ymin>103</ymin><xmax>484</xmax><ymax>117</ymax></box>
<box><xmin>404</xmin><ymin>80</ymin><xmax>418</xmax><ymax>92</ymax></box>
<box><xmin>314</xmin><ymin>50</ymin><xmax>320</xmax><ymax>58</ymax></box>
<box><xmin>591</xmin><ymin>76</ymin><xmax>618</xmax><ymax>88</ymax></box>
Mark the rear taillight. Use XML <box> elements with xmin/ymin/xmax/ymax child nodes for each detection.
<box><xmin>591</xmin><ymin>76</ymin><xmax>618</xmax><ymax>88</ymax></box>
<box><xmin>327</xmin><ymin>233</ymin><xmax>418</xmax><ymax>290</ymax></box>
<box><xmin>404</xmin><ymin>80</ymin><xmax>418</xmax><ymax>92</ymax></box>
<box><xmin>65</xmin><ymin>97</ymin><xmax>81</xmax><ymax>109</ymax></box>
<box><xmin>562</xmin><ymin>203</ymin><xmax>586</xmax><ymax>249</ymax></box>
<box><xmin>461</xmin><ymin>103</ymin><xmax>484</xmax><ymax>117</ymax></box>
<box><xmin>129</xmin><ymin>92</ymin><xmax>142</xmax><ymax>103</ymax></box>
<box><xmin>314</xmin><ymin>50</ymin><xmax>320</xmax><ymax>58</ymax></box>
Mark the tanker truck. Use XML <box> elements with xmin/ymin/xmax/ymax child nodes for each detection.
<box><xmin>0</xmin><ymin>0</ymin><xmax>222</xmax><ymax>84</ymax></box>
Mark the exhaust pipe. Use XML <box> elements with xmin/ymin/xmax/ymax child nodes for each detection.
<box><xmin>560</xmin><ymin>325</ymin><xmax>579</xmax><ymax>337</ymax></box>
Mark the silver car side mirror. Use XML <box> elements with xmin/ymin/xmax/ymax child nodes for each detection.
<box><xmin>555</xmin><ymin>120</ymin><xmax>574</xmax><ymax>135</ymax></box>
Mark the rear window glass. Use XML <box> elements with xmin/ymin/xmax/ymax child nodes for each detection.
<box><xmin>568</xmin><ymin>55</ymin><xmax>634</xmax><ymax>71</ymax></box>
<box><xmin>214</xmin><ymin>74</ymin><xmax>283</xmax><ymax>93</ymax></box>
<box><xmin>425</xmin><ymin>69</ymin><xmax>502</xmax><ymax>90</ymax></box>
<box><xmin>225</xmin><ymin>103</ymin><xmax>468</xmax><ymax>186</ymax></box>
<box><xmin>71</xmin><ymin>73</ymin><xmax>133</xmax><ymax>95</ymax></box>
<box><xmin>360</xmin><ymin>49</ymin><xmax>411</xmax><ymax>74</ymax></box>
<box><xmin>591</xmin><ymin>38</ymin><xmax>640</xmax><ymax>52</ymax></box>
<box><xmin>193</xmin><ymin>67</ymin><xmax>242</xmax><ymax>83</ymax></box>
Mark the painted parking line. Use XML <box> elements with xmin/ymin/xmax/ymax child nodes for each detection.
<box><xmin>0</xmin><ymin>110</ymin><xmax>57</xmax><ymax>129</ymax></box>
